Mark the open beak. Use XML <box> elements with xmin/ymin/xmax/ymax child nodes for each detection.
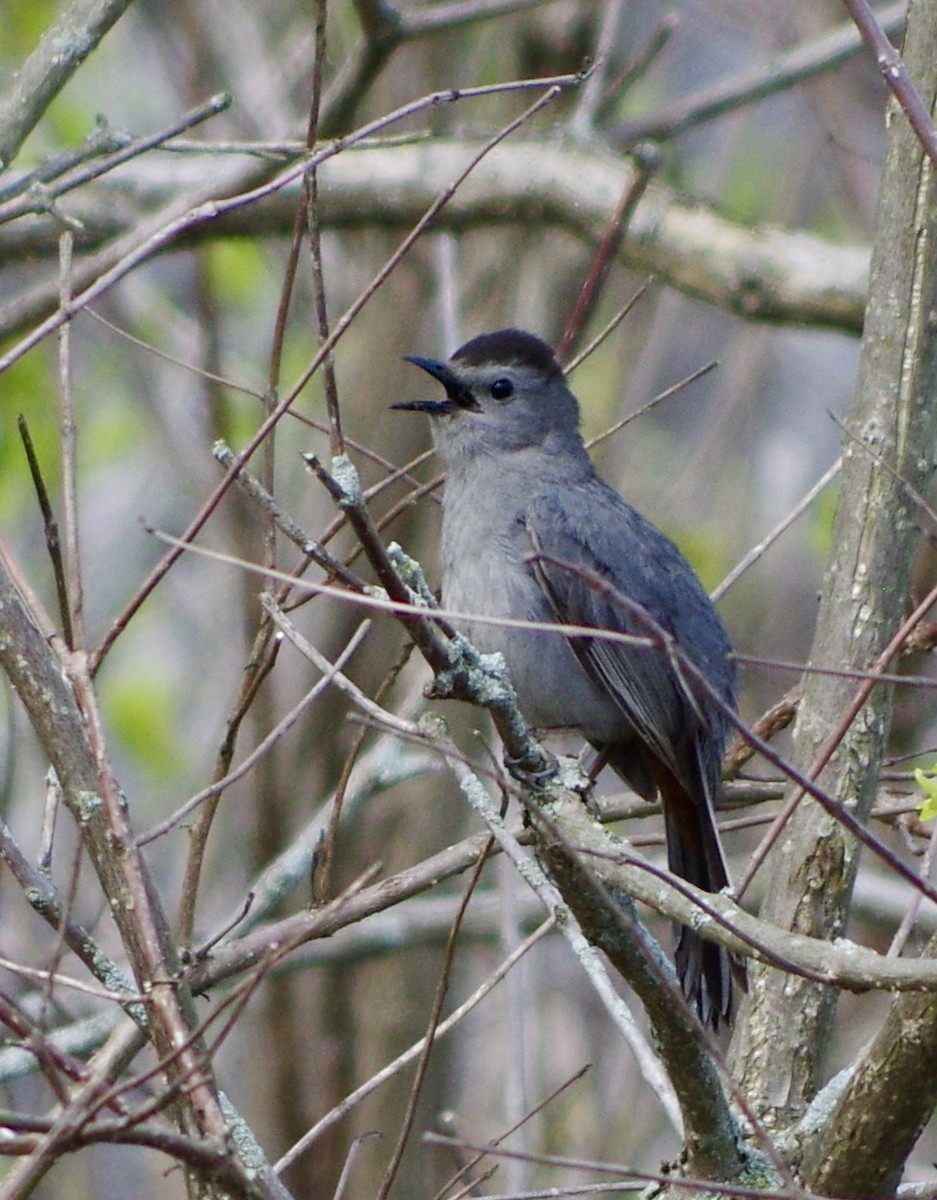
<box><xmin>391</xmin><ymin>355</ymin><xmax>481</xmax><ymax>414</ymax></box>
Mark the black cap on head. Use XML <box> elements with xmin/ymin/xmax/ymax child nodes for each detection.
<box><xmin>452</xmin><ymin>329</ymin><xmax>564</xmax><ymax>382</ymax></box>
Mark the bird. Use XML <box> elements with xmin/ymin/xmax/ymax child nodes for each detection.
<box><xmin>393</xmin><ymin>327</ymin><xmax>742</xmax><ymax>1026</ymax></box>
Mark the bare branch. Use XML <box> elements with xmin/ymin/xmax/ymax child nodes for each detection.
<box><xmin>0</xmin><ymin>0</ymin><xmax>134</xmax><ymax>169</ymax></box>
<box><xmin>843</xmin><ymin>0</ymin><xmax>937</xmax><ymax>165</ymax></box>
<box><xmin>614</xmin><ymin>1</ymin><xmax>906</xmax><ymax>145</ymax></box>
<box><xmin>0</xmin><ymin>139</ymin><xmax>870</xmax><ymax>343</ymax></box>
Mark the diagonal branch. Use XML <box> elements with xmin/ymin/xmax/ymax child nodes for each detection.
<box><xmin>0</xmin><ymin>546</ymin><xmax>244</xmax><ymax>1179</ymax></box>
<box><xmin>730</xmin><ymin>0</ymin><xmax>937</xmax><ymax>1139</ymax></box>
<box><xmin>0</xmin><ymin>0</ymin><xmax>134</xmax><ymax>170</ymax></box>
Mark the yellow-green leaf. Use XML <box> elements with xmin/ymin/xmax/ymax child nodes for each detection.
<box><xmin>914</xmin><ymin>764</ymin><xmax>937</xmax><ymax>821</ymax></box>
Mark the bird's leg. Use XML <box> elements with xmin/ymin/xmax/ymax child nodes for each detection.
<box><xmin>502</xmin><ymin>745</ymin><xmax>559</xmax><ymax>789</ymax></box>
<box><xmin>583</xmin><ymin>744</ymin><xmax>610</xmax><ymax>781</ymax></box>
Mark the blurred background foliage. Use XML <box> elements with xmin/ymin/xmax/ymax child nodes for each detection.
<box><xmin>1</xmin><ymin>1</ymin><xmax>930</xmax><ymax>1198</ymax></box>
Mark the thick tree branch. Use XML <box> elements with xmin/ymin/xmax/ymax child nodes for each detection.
<box><xmin>730</xmin><ymin>0</ymin><xmax>937</xmax><ymax>1142</ymax></box>
<box><xmin>0</xmin><ymin>141</ymin><xmax>869</xmax><ymax>345</ymax></box>
<box><xmin>195</xmin><ymin>790</ymin><xmax>937</xmax><ymax>998</ymax></box>
<box><xmin>0</xmin><ymin>0</ymin><xmax>134</xmax><ymax>170</ymax></box>
<box><xmin>801</xmin><ymin>951</ymin><xmax>937</xmax><ymax>1197</ymax></box>
<box><xmin>0</xmin><ymin>548</ymin><xmax>252</xmax><ymax>1192</ymax></box>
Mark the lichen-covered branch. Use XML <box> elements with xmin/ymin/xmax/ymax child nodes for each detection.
<box><xmin>0</xmin><ymin>142</ymin><xmax>869</xmax><ymax>344</ymax></box>
<box><xmin>0</xmin><ymin>550</ymin><xmax>262</xmax><ymax>1197</ymax></box>
<box><xmin>0</xmin><ymin>0</ymin><xmax>134</xmax><ymax>169</ymax></box>
<box><xmin>730</xmin><ymin>0</ymin><xmax>937</xmax><ymax>1157</ymax></box>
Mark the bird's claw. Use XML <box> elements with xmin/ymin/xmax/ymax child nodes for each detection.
<box><xmin>503</xmin><ymin>748</ymin><xmax>558</xmax><ymax>790</ymax></box>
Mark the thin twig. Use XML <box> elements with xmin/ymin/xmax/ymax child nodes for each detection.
<box><xmin>375</xmin><ymin>835</ymin><xmax>495</xmax><ymax>1199</ymax></box>
<box><xmin>736</xmin><ymin>567</ymin><xmax>937</xmax><ymax>899</ymax></box>
<box><xmin>212</xmin><ymin>441</ymin><xmax>366</xmax><ymax>590</ymax></box>
<box><xmin>16</xmin><ymin>416</ymin><xmax>72</xmax><ymax>648</ymax></box>
<box><xmin>421</xmin><ymin>720</ymin><xmax>685</xmax><ymax>1133</ymax></box>
<box><xmin>85</xmin><ymin>307</ymin><xmax>264</xmax><ymax>399</ymax></box>
<box><xmin>430</xmin><ymin>1064</ymin><xmax>591</xmax><ymax>1200</ymax></box>
<box><xmin>557</xmin><ymin>142</ymin><xmax>660</xmax><ymax>361</ymax></box>
<box><xmin>262</xmin><ymin>598</ymin><xmax>419</xmax><ymax>738</ymax></box>
<box><xmin>0</xmin><ymin>72</ymin><xmax>582</xmax><ymax>377</ymax></box>
<box><xmin>276</xmin><ymin>919</ymin><xmax>554</xmax><ymax>1171</ymax></box>
<box><xmin>80</xmin><ymin>75</ymin><xmax>576</xmax><ymax>675</ymax></box>
<box><xmin>614</xmin><ymin>1</ymin><xmax>906</xmax><ymax>146</ymax></box>
<box><xmin>564</xmin><ymin>283</ymin><xmax>649</xmax><ymax>376</ymax></box>
<box><xmin>712</xmin><ymin>457</ymin><xmax>841</xmax><ymax>601</ymax></box>
<box><xmin>57</xmin><ymin>232</ymin><xmax>82</xmax><ymax>651</ymax></box>
<box><xmin>307</xmin><ymin>0</ymin><xmax>343</xmax><ymax>458</ymax></box>
<box><xmin>0</xmin><ymin>95</ymin><xmax>231</xmax><ymax>225</ymax></box>
<box><xmin>842</xmin><ymin>0</ymin><xmax>937</xmax><ymax>166</ymax></box>
<box><xmin>138</xmin><ymin>621</ymin><xmax>371</xmax><ymax>846</ymax></box>
<box><xmin>316</xmin><ymin>638</ymin><xmax>414</xmax><ymax>903</ymax></box>
<box><xmin>584</xmin><ymin>358</ymin><xmax>718</xmax><ymax>451</ymax></box>
<box><xmin>423</xmin><ymin>1135</ymin><xmax>809</xmax><ymax>1200</ymax></box>
<box><xmin>528</xmin><ymin>547</ymin><xmax>937</xmax><ymax>911</ymax></box>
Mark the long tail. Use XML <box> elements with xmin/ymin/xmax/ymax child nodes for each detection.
<box><xmin>600</xmin><ymin>745</ymin><xmax>744</xmax><ymax>1027</ymax></box>
<box><xmin>659</xmin><ymin>765</ymin><xmax>746</xmax><ymax>1028</ymax></box>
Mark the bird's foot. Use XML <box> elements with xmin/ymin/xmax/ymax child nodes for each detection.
<box><xmin>503</xmin><ymin>748</ymin><xmax>558</xmax><ymax>790</ymax></box>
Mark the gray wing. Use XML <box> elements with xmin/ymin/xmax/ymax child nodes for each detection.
<box><xmin>525</xmin><ymin>483</ymin><xmax>735</xmax><ymax>797</ymax></box>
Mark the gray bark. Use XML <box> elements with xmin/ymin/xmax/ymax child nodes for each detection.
<box><xmin>730</xmin><ymin>0</ymin><xmax>937</xmax><ymax>1173</ymax></box>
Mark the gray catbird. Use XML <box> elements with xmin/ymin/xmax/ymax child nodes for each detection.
<box><xmin>393</xmin><ymin>328</ymin><xmax>742</xmax><ymax>1026</ymax></box>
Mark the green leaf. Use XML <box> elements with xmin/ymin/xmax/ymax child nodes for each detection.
<box><xmin>914</xmin><ymin>764</ymin><xmax>937</xmax><ymax>821</ymax></box>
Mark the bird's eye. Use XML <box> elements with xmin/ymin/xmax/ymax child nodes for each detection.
<box><xmin>489</xmin><ymin>378</ymin><xmax>514</xmax><ymax>400</ymax></box>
